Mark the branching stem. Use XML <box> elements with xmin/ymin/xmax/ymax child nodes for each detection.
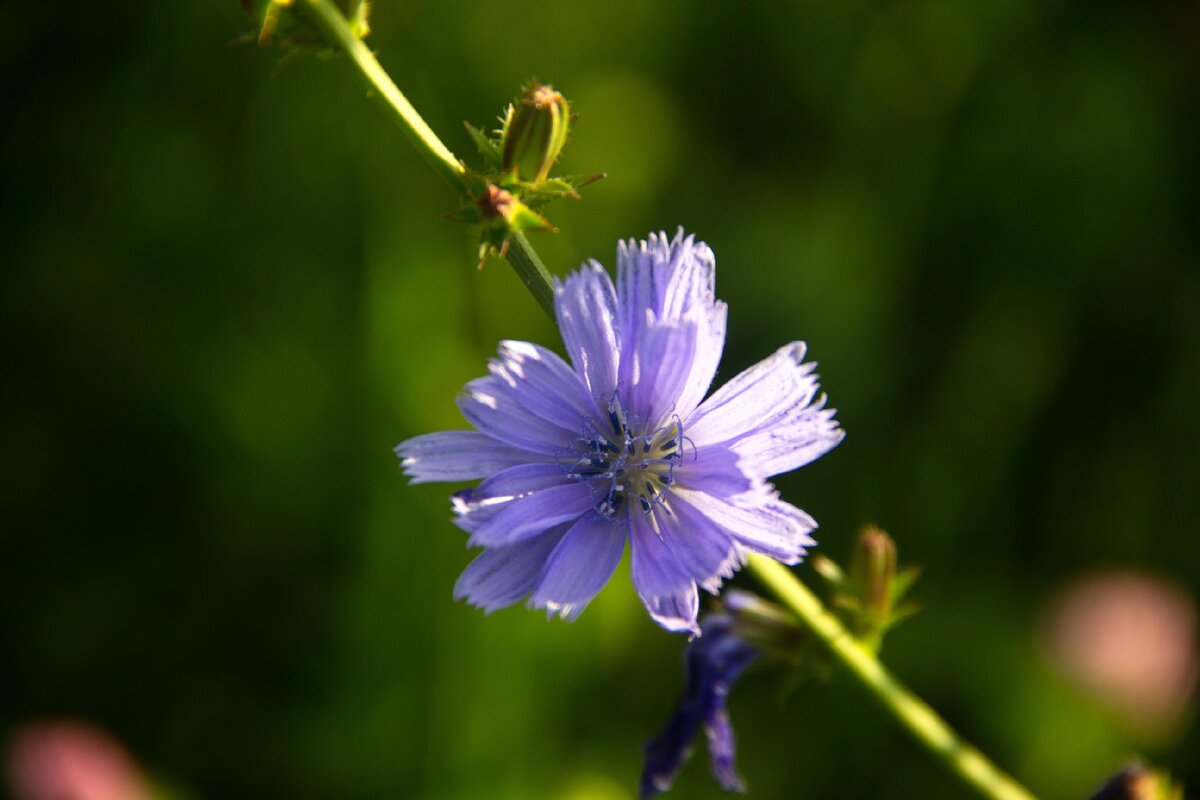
<box><xmin>297</xmin><ymin>0</ymin><xmax>557</xmax><ymax>320</ymax></box>
<box><xmin>746</xmin><ymin>555</ymin><xmax>1038</xmax><ymax>800</ymax></box>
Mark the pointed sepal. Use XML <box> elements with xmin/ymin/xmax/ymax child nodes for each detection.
<box><xmin>463</xmin><ymin>122</ymin><xmax>503</xmax><ymax>170</ymax></box>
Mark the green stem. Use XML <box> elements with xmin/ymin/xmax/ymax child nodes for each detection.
<box><xmin>298</xmin><ymin>0</ymin><xmax>461</xmax><ymax>186</ymax></box>
<box><xmin>746</xmin><ymin>554</ymin><xmax>1038</xmax><ymax>800</ymax></box>
<box><xmin>296</xmin><ymin>0</ymin><xmax>558</xmax><ymax>321</ymax></box>
<box><xmin>286</xmin><ymin>5</ymin><xmax>1038</xmax><ymax>798</ymax></box>
<box><xmin>505</xmin><ymin>231</ymin><xmax>557</xmax><ymax>319</ymax></box>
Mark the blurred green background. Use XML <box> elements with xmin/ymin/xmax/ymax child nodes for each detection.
<box><xmin>3</xmin><ymin>1</ymin><xmax>1199</xmax><ymax>798</ymax></box>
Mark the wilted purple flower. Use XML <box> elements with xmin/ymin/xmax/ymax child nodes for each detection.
<box><xmin>397</xmin><ymin>230</ymin><xmax>843</xmax><ymax>633</ymax></box>
<box><xmin>640</xmin><ymin>609</ymin><xmax>759</xmax><ymax>797</ymax></box>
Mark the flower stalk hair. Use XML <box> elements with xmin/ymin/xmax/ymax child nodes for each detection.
<box><xmin>255</xmin><ymin>3</ymin><xmax>1045</xmax><ymax>799</ymax></box>
<box><xmin>398</xmin><ymin>231</ymin><xmax>843</xmax><ymax>633</ymax></box>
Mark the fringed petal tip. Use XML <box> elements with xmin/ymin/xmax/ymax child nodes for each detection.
<box><xmin>642</xmin><ymin>585</ymin><xmax>702</xmax><ymax>637</ymax></box>
<box><xmin>533</xmin><ymin>599</ymin><xmax>588</xmax><ymax>622</ymax></box>
<box><xmin>617</xmin><ymin>228</ymin><xmax>714</xmax><ymax>265</ymax></box>
<box><xmin>696</xmin><ymin>546</ymin><xmax>748</xmax><ymax>595</ymax></box>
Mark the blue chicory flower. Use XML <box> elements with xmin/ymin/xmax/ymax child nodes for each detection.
<box><xmin>396</xmin><ymin>230</ymin><xmax>843</xmax><ymax>633</ymax></box>
<box><xmin>640</xmin><ymin>608</ymin><xmax>759</xmax><ymax>797</ymax></box>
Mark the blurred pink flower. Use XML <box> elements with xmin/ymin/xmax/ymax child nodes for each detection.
<box><xmin>6</xmin><ymin>721</ymin><xmax>151</xmax><ymax>800</ymax></box>
<box><xmin>1042</xmin><ymin>571</ymin><xmax>1199</xmax><ymax>733</ymax></box>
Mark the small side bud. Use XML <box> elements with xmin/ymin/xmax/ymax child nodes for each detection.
<box><xmin>500</xmin><ymin>83</ymin><xmax>570</xmax><ymax>185</ymax></box>
<box><xmin>1089</xmin><ymin>763</ymin><xmax>1184</xmax><ymax>800</ymax></box>
<box><xmin>242</xmin><ymin>0</ymin><xmax>368</xmax><ymax>51</ymax></box>
<box><xmin>852</xmin><ymin>525</ymin><xmax>897</xmax><ymax>622</ymax></box>
<box><xmin>825</xmin><ymin>525</ymin><xmax>920</xmax><ymax>653</ymax></box>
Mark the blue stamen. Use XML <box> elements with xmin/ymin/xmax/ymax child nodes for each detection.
<box><xmin>568</xmin><ymin>404</ymin><xmax>694</xmax><ymax>521</ymax></box>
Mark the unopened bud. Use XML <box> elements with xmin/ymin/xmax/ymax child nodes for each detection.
<box><xmin>852</xmin><ymin>526</ymin><xmax>897</xmax><ymax>620</ymax></box>
<box><xmin>1089</xmin><ymin>763</ymin><xmax>1183</xmax><ymax>800</ymax></box>
<box><xmin>501</xmin><ymin>83</ymin><xmax>570</xmax><ymax>185</ymax></box>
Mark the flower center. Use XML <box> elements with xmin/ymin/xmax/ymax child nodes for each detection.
<box><xmin>563</xmin><ymin>395</ymin><xmax>687</xmax><ymax>519</ymax></box>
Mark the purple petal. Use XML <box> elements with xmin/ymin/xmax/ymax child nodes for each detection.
<box><xmin>486</xmin><ymin>340</ymin><xmax>596</xmax><ymax>434</ymax></box>
<box><xmin>452</xmin><ymin>463</ymin><xmax>573</xmax><ymax>527</ymax></box>
<box><xmin>675</xmin><ymin>300</ymin><xmax>726</xmax><ymax>422</ymax></box>
<box><xmin>731</xmin><ymin>401</ymin><xmax>845</xmax><ymax>478</ymax></box>
<box><xmin>629</xmin><ymin>512</ymin><xmax>695</xmax><ymax>598</ymax></box>
<box><xmin>555</xmin><ymin>262</ymin><xmax>621</xmax><ymax>411</ymax></box>
<box><xmin>617</xmin><ymin>230</ymin><xmax>712</xmax><ymax>328</ymax></box>
<box><xmin>451</xmin><ymin>463</ymin><xmax>601</xmax><ymax>547</ymax></box>
<box><xmin>530</xmin><ymin>516</ymin><xmax>627</xmax><ymax>620</ymax></box>
<box><xmin>630</xmin><ymin>514</ymin><xmax>701</xmax><ymax>633</ymax></box>
<box><xmin>453</xmin><ymin>527</ymin><xmax>569</xmax><ymax>612</ymax></box>
<box><xmin>705</xmin><ymin>707</ymin><xmax>746</xmax><ymax>793</ymax></box>
<box><xmin>616</xmin><ymin>231</ymin><xmax>728</xmax><ymax>420</ymax></box>
<box><xmin>461</xmin><ymin>488</ymin><xmax>601</xmax><ymax>549</ymax></box>
<box><xmin>687</xmin><ymin>342</ymin><xmax>842</xmax><ymax>477</ymax></box>
<box><xmin>458</xmin><ymin>374</ymin><xmax>580</xmax><ymax>455</ymax></box>
<box><xmin>662</xmin><ymin>496</ymin><xmax>745</xmax><ymax>593</ymax></box>
<box><xmin>620</xmin><ymin>318</ymin><xmax>697</xmax><ymax>428</ymax></box>
<box><xmin>642</xmin><ymin>586</ymin><xmax>701</xmax><ymax>635</ymax></box>
<box><xmin>675</xmin><ymin>445</ymin><xmax>754</xmax><ymax>500</ymax></box>
<box><xmin>671</xmin><ymin>486</ymin><xmax>817</xmax><ymax>564</ymax></box>
<box><xmin>395</xmin><ymin>430</ymin><xmax>539</xmax><ymax>484</ymax></box>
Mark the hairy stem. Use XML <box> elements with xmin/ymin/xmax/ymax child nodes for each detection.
<box><xmin>296</xmin><ymin>0</ymin><xmax>558</xmax><ymax>320</ymax></box>
<box><xmin>288</xmin><ymin>4</ymin><xmax>1039</xmax><ymax>798</ymax></box>
<box><xmin>746</xmin><ymin>554</ymin><xmax>1038</xmax><ymax>800</ymax></box>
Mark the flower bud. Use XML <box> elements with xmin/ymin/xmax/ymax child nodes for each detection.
<box><xmin>851</xmin><ymin>525</ymin><xmax>897</xmax><ymax>621</ymax></box>
<box><xmin>500</xmin><ymin>83</ymin><xmax>570</xmax><ymax>185</ymax></box>
<box><xmin>1088</xmin><ymin>763</ymin><xmax>1183</xmax><ymax>800</ymax></box>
